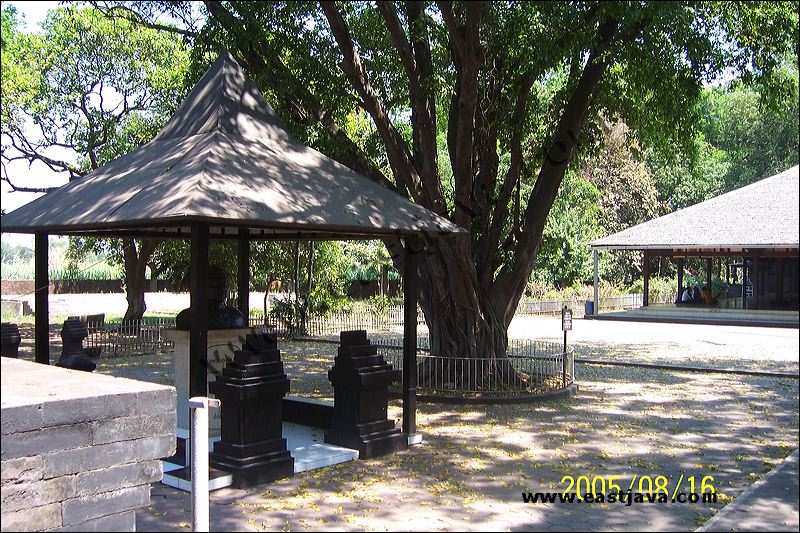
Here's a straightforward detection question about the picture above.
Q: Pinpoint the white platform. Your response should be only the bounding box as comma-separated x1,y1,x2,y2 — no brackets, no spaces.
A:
161,423,358,489
283,422,359,473
161,468,234,492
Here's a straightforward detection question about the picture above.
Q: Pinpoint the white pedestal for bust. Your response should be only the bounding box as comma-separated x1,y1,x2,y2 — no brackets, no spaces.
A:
161,327,267,491
164,328,267,437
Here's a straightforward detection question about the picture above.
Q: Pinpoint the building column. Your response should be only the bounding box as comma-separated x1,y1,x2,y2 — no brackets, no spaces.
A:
237,228,250,326
706,258,712,302
593,249,599,315
402,236,419,435
190,222,209,398
642,252,650,307
742,258,748,308
676,258,684,303
751,255,759,309
34,232,50,365
777,258,785,304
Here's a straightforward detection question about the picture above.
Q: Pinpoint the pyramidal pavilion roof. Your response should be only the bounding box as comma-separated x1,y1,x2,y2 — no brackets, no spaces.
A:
591,165,799,251
1,51,464,239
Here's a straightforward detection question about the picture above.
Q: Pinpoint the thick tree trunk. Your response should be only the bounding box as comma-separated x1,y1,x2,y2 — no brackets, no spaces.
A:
417,237,529,390
122,238,158,323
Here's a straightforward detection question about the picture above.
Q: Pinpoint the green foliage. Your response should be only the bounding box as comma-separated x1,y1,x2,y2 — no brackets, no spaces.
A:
577,121,664,286
1,240,33,263
701,75,799,191
531,172,602,287
1,6,191,177
1,241,121,281
340,241,398,282
628,276,679,304
648,57,799,213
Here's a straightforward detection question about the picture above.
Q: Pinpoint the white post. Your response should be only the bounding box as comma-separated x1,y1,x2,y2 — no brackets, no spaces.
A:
189,397,220,533
593,249,599,315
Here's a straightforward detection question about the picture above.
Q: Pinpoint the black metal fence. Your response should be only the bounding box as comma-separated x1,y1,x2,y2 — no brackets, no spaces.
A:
374,336,574,397
83,308,575,399
516,293,643,316
262,305,425,339
85,317,176,356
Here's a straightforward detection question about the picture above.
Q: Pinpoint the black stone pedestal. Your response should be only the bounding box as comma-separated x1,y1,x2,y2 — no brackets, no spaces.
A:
1,323,21,358
210,333,294,488
325,330,407,459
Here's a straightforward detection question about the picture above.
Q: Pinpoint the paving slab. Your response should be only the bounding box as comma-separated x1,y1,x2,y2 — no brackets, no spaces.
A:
697,449,799,532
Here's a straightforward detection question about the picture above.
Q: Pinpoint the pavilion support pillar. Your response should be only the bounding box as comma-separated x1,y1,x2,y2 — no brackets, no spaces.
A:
642,252,650,307
402,236,419,437
593,250,599,315
777,258,785,304
237,228,250,327
676,258,684,303
34,232,49,365
190,222,209,398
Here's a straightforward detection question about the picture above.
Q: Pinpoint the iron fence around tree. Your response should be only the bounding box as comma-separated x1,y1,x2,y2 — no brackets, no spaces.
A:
373,336,574,399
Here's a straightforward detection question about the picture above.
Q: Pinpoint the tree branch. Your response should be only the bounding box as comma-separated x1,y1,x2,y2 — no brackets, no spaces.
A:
477,71,534,283
87,1,197,38
320,1,433,210
444,1,483,229
378,1,444,211
1,165,59,193
491,15,653,326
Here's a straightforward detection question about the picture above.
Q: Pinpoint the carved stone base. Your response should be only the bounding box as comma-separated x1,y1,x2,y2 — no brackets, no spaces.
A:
209,333,294,487
324,330,407,459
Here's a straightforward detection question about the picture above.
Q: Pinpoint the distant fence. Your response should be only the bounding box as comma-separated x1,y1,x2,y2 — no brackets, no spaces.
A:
85,317,176,356
83,307,574,400
84,306,424,356
83,295,641,357
515,293,643,316
263,305,425,339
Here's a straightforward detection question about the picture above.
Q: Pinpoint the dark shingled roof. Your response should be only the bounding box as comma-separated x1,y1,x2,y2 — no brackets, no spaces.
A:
591,165,799,251
1,51,465,240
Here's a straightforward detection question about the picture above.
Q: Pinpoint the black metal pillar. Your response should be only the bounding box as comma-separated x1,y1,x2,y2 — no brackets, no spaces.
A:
190,222,209,398
676,258,684,302
237,228,250,327
642,252,650,307
706,258,712,299
742,258,748,308
751,255,759,309
402,236,419,435
777,258,785,304
34,232,49,365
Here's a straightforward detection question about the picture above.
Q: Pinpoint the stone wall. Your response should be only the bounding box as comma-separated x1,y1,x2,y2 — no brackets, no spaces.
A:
1,358,176,532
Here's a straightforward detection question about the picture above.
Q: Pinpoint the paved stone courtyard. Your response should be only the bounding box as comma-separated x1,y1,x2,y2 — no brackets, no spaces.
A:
12,320,799,531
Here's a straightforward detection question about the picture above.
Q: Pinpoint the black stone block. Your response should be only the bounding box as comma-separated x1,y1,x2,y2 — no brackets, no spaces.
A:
1,323,22,358
209,333,294,487
324,330,407,459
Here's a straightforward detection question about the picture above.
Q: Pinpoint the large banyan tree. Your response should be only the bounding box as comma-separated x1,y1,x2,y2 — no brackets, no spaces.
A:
95,1,797,370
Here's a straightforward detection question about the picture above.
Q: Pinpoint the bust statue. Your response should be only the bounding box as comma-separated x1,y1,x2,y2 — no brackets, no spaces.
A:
55,317,96,372
176,265,245,330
